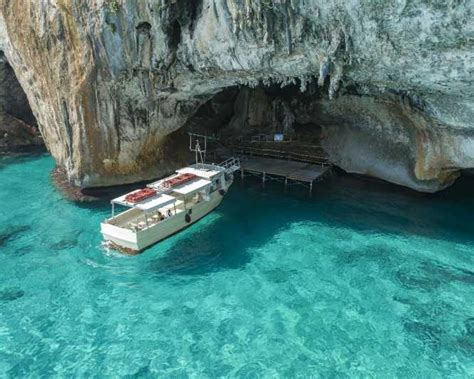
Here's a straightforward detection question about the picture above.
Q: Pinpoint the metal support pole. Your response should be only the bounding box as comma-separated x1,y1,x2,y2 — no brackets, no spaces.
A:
111,202,115,218
309,181,313,194
241,168,244,180
262,172,266,187
173,203,177,215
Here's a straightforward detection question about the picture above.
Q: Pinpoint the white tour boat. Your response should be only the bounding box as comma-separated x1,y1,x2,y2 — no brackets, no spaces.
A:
101,137,240,253
101,157,240,253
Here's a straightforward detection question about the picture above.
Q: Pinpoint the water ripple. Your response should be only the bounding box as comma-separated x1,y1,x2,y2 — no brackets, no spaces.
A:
1,156,474,376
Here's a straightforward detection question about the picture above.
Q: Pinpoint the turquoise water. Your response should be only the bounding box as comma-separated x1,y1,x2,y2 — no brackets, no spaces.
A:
1,154,474,377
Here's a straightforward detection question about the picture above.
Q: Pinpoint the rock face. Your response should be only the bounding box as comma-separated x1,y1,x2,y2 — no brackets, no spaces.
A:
0,0,473,191
0,52,42,153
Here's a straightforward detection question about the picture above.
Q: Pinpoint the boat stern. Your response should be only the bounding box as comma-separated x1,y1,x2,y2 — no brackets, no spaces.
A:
100,221,141,254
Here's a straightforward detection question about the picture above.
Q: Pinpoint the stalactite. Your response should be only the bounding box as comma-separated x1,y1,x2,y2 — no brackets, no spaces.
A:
318,57,329,87
328,62,343,99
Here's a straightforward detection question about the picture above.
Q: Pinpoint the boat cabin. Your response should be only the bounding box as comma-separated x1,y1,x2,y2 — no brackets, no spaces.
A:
105,164,225,234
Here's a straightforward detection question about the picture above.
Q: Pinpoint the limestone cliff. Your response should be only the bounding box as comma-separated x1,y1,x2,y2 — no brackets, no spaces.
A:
0,0,473,191
0,51,42,152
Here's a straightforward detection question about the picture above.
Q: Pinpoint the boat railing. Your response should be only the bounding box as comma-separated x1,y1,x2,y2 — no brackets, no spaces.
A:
192,157,240,174
216,157,241,173
192,163,221,171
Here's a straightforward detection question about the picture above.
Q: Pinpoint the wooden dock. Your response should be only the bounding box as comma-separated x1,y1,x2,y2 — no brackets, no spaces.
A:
239,156,331,191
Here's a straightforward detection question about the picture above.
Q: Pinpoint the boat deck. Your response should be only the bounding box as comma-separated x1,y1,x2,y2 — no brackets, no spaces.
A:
109,200,186,232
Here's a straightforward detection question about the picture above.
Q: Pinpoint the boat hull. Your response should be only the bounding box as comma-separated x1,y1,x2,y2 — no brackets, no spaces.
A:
101,191,224,254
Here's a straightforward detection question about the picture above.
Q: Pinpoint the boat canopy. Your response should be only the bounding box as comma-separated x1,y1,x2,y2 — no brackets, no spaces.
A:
112,192,176,211
172,178,211,196
135,194,176,212
176,166,221,180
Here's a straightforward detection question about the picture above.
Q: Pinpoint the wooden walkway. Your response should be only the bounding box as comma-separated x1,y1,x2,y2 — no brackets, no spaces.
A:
240,156,331,191
231,144,328,166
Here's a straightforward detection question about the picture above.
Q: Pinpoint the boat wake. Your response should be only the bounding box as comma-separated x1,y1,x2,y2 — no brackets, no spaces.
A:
100,241,125,258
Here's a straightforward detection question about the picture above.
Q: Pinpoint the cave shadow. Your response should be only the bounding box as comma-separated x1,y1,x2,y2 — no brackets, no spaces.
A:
0,150,48,171
72,178,162,212
65,154,474,279
144,182,314,278
307,171,474,245
143,171,474,279
145,216,255,278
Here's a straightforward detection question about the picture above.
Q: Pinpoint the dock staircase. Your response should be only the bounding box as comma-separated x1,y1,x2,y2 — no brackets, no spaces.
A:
217,157,241,174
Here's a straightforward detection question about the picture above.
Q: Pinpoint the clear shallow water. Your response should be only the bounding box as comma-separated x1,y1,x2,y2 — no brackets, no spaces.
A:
0,154,474,377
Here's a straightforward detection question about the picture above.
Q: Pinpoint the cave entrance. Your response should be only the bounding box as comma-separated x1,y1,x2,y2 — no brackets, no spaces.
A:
183,80,329,165
181,79,472,193
0,51,42,153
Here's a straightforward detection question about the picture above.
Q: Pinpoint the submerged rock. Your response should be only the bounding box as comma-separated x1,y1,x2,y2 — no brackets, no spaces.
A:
0,1,472,191
0,225,30,247
0,287,24,302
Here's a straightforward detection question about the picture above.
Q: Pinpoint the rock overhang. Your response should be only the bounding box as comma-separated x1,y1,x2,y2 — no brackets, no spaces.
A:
0,0,472,191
